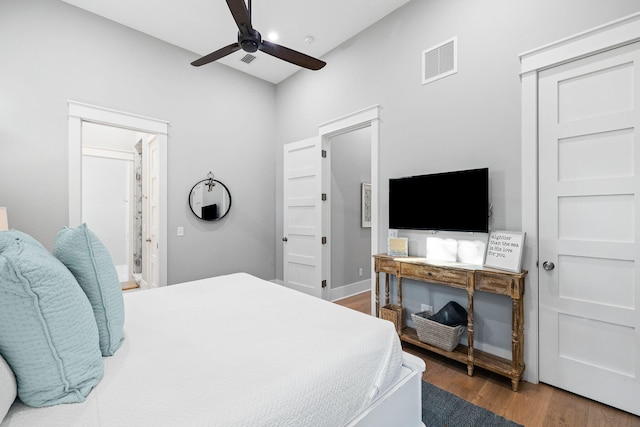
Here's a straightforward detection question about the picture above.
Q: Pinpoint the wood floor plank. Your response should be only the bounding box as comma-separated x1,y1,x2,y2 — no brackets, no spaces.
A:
471,375,516,416
334,292,370,314
335,290,640,427
121,280,139,291
502,380,554,427
586,397,640,427
445,363,490,402
404,345,457,390
543,388,590,426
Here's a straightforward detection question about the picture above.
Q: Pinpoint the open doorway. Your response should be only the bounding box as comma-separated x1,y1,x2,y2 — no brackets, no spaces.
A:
81,122,156,290
68,101,168,288
318,105,380,314
329,126,372,301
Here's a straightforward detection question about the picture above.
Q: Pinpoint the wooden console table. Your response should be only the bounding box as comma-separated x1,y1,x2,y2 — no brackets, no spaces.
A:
373,254,527,391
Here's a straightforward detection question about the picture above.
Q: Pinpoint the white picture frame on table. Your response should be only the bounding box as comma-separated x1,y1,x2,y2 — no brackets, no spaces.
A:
484,230,526,273
388,237,409,257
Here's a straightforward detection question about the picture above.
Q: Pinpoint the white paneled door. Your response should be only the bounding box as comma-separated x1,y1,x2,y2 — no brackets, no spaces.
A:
283,137,326,298
539,42,640,416
143,136,160,289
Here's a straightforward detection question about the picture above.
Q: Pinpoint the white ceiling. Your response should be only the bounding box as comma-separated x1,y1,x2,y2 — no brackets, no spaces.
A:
61,0,411,84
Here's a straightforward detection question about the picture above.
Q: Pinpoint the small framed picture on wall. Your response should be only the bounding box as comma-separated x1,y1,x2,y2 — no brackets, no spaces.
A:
361,182,372,228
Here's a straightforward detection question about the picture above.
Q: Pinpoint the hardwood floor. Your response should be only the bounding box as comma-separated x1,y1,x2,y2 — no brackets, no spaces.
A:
335,291,640,427
120,280,139,291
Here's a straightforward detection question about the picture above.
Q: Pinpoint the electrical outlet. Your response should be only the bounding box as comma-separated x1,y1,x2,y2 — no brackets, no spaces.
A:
177,226,184,237
388,229,398,238
421,304,433,313
358,268,363,277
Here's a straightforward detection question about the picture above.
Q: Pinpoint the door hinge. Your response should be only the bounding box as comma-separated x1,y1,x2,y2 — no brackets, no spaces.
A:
321,149,327,158
322,193,327,201
322,236,327,244
322,280,327,288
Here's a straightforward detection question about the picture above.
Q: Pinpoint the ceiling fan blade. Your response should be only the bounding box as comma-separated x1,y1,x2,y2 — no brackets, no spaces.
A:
191,43,241,66
226,0,253,33
259,40,326,71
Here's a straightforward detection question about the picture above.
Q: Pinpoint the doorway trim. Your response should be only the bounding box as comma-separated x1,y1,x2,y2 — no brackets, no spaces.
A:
67,100,169,287
520,11,640,384
318,105,379,313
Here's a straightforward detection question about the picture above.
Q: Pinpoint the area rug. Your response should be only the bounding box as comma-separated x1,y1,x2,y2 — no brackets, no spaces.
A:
422,381,523,427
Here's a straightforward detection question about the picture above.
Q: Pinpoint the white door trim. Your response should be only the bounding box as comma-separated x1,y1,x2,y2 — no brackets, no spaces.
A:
318,105,379,314
67,100,169,287
520,11,640,384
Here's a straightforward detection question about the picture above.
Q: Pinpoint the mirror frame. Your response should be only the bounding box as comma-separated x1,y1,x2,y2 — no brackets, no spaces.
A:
188,178,232,221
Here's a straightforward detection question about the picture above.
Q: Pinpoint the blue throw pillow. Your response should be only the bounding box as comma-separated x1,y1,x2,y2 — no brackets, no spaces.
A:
54,224,125,356
0,230,103,407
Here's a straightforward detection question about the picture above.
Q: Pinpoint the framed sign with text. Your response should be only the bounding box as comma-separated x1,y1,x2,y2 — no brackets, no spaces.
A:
484,230,526,273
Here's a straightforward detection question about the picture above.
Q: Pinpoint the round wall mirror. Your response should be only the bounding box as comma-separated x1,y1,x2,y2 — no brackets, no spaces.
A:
188,176,232,221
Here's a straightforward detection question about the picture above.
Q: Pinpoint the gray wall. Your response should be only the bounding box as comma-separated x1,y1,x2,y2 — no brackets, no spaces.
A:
0,0,277,284
275,0,640,366
330,127,371,290
275,0,640,277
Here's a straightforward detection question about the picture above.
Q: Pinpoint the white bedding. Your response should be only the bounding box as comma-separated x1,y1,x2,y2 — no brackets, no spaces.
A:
2,273,404,427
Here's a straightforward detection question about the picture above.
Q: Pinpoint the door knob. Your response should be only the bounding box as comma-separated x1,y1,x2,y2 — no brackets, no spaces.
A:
282,237,288,242
542,261,555,271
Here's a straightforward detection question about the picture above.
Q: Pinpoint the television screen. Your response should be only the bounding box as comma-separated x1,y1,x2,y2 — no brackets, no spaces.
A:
389,168,489,232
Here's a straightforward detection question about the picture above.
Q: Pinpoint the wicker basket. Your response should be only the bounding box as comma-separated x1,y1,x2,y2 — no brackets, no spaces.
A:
381,304,405,334
411,311,466,351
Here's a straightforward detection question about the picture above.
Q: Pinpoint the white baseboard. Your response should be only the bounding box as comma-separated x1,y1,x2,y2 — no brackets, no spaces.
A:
271,278,370,303
331,279,370,302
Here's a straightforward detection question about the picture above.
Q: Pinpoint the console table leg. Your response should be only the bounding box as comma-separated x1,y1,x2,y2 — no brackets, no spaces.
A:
385,274,390,306
511,281,525,392
375,272,380,317
467,273,475,376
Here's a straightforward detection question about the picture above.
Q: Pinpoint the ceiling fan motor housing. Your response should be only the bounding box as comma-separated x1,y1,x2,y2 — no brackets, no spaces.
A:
239,29,261,53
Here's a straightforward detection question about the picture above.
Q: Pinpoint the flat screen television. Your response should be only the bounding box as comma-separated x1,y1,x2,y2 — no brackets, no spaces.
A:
389,168,489,232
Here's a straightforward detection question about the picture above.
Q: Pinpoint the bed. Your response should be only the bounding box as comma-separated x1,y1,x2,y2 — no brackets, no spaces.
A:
1,269,425,426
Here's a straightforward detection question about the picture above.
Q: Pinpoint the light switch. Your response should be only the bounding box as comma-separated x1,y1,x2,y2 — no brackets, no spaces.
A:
177,226,184,237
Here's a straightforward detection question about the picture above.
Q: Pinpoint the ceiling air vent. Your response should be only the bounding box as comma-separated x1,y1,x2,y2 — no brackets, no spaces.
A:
240,54,256,64
422,36,457,85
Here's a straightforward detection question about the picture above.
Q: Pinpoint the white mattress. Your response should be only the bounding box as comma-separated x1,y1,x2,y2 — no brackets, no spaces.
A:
2,273,404,427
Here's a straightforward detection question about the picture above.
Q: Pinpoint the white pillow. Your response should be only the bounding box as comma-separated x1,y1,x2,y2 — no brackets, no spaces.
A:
426,237,457,262
0,354,17,423
456,240,486,265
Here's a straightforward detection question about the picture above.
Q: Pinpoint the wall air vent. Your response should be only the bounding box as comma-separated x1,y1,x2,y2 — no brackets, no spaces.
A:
240,54,257,64
422,36,457,85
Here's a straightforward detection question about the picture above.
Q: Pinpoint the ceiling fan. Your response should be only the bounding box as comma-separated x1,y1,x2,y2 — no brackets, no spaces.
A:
191,0,326,71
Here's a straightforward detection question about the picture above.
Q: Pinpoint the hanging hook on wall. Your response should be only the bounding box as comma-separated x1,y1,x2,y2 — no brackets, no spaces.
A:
188,172,232,221
206,171,216,192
